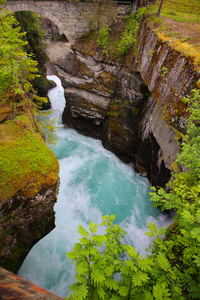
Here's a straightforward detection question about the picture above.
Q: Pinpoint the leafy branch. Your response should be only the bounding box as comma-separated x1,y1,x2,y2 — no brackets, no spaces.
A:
67,84,200,299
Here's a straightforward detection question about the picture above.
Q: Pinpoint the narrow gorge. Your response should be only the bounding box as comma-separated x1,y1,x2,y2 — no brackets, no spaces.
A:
46,17,199,187
0,1,200,296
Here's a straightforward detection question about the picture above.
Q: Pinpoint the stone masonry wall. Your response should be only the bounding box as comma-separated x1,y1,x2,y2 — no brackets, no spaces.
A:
6,0,131,41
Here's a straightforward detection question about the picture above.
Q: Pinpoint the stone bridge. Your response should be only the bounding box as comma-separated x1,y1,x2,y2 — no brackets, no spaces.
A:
5,0,133,41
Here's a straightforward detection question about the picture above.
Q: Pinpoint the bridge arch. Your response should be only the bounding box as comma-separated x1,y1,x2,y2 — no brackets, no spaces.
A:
5,1,91,41
5,1,132,41
8,3,64,33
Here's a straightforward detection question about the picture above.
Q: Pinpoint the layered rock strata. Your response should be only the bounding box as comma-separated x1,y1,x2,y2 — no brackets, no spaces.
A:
46,21,199,186
127,21,199,132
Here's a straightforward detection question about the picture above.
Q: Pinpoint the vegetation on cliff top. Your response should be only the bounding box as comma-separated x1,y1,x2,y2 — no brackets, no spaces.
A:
147,0,200,70
73,0,200,71
73,7,145,62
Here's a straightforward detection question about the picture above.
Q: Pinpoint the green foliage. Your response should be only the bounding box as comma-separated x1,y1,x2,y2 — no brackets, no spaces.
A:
117,7,146,56
0,9,38,96
0,0,6,6
32,75,49,99
67,215,126,300
0,7,57,145
67,85,200,299
149,83,200,298
177,87,200,178
14,11,47,70
73,2,145,58
36,109,58,145
97,26,111,56
161,66,168,77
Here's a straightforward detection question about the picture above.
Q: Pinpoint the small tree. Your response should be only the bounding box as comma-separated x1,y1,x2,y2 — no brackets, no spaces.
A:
156,0,164,17
0,3,56,143
0,8,38,97
14,11,47,70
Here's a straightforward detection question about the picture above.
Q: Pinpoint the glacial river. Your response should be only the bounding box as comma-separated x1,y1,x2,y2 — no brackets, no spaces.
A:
18,76,171,298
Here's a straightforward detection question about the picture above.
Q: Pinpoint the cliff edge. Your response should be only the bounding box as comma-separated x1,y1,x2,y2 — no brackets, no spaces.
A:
0,93,60,273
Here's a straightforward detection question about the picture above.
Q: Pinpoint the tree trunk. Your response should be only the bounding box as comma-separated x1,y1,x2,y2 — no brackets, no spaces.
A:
140,0,145,7
17,12,27,42
156,0,164,17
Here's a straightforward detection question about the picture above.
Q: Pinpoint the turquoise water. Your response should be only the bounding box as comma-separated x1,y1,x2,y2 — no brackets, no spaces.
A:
18,76,171,298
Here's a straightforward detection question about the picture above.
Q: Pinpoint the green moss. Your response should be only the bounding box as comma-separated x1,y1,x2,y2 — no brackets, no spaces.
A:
109,119,122,136
0,240,26,273
171,161,180,174
0,114,59,203
156,33,200,70
32,75,49,98
77,96,107,115
132,106,140,115
35,211,54,240
108,101,126,118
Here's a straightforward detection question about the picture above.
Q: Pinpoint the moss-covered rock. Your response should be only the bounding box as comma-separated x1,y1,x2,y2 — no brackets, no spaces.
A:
0,111,59,203
136,21,200,132
32,75,56,110
0,97,12,123
0,92,60,272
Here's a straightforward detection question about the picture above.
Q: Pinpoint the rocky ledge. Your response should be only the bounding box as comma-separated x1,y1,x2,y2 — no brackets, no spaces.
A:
46,20,199,187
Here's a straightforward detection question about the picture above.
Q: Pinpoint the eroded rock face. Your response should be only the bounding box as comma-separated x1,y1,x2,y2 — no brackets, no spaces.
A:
46,22,199,186
136,95,177,185
46,39,171,185
47,41,147,155
47,41,117,132
0,182,59,273
127,21,200,132
0,89,60,273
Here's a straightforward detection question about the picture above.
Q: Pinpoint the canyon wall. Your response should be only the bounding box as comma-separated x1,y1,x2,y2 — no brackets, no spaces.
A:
0,92,60,273
0,182,59,273
46,20,199,186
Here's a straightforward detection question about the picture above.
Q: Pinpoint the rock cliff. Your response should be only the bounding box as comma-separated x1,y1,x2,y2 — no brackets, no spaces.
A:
0,183,59,273
46,19,199,186
0,93,60,273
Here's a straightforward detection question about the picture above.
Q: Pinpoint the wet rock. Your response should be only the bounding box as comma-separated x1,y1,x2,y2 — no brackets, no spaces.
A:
46,21,199,186
0,266,63,299
0,182,59,274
